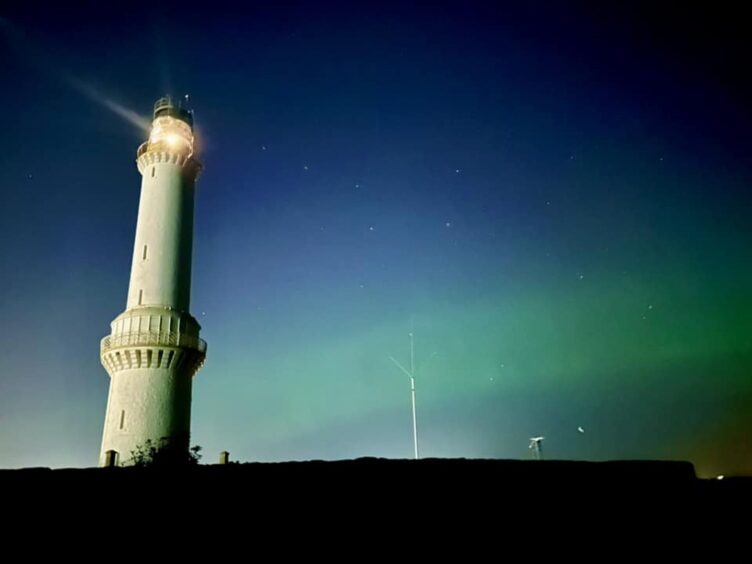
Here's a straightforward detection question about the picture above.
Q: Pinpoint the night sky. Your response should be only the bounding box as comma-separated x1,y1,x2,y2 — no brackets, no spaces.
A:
0,2,750,477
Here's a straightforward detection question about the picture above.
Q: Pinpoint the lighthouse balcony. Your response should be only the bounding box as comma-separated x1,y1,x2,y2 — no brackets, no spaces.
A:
101,332,207,355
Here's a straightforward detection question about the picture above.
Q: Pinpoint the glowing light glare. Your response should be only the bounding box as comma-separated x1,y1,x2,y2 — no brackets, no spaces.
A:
146,116,194,156
148,128,162,144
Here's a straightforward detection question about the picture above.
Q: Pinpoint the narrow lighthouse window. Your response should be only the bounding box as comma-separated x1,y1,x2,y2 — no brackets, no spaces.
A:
151,166,155,177
143,245,148,260
120,410,126,430
138,289,143,305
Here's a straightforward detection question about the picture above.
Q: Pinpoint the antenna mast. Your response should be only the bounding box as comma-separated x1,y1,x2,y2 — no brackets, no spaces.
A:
389,329,420,460
409,330,418,460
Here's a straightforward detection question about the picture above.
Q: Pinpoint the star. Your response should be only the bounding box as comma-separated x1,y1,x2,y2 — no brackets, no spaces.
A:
578,273,584,280
261,145,267,151
303,165,309,171
648,304,654,310
368,226,375,231
355,183,360,188
455,168,461,173
445,221,452,228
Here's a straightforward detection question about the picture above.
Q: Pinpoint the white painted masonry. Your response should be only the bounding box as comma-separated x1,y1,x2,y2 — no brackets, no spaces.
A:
99,97,206,466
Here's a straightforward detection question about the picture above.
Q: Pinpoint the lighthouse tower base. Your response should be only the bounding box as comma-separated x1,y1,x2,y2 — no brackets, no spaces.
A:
99,307,205,466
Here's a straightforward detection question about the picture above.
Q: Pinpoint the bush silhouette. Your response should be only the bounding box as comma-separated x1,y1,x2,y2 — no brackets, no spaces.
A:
129,436,202,468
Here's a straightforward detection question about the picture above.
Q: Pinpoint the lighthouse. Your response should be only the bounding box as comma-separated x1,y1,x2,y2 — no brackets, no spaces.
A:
99,96,206,467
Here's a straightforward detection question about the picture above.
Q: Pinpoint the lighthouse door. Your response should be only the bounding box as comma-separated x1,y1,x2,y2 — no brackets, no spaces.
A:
104,450,119,467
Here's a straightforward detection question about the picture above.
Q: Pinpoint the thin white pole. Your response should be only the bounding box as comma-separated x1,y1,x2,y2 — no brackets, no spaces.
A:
410,373,418,460
388,328,421,460
409,331,419,460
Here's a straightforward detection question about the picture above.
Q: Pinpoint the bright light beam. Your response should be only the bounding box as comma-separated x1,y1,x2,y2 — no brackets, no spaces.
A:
0,17,149,132
64,77,150,131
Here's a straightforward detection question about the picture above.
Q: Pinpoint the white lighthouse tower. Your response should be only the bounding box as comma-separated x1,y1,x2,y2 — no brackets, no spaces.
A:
99,96,206,467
